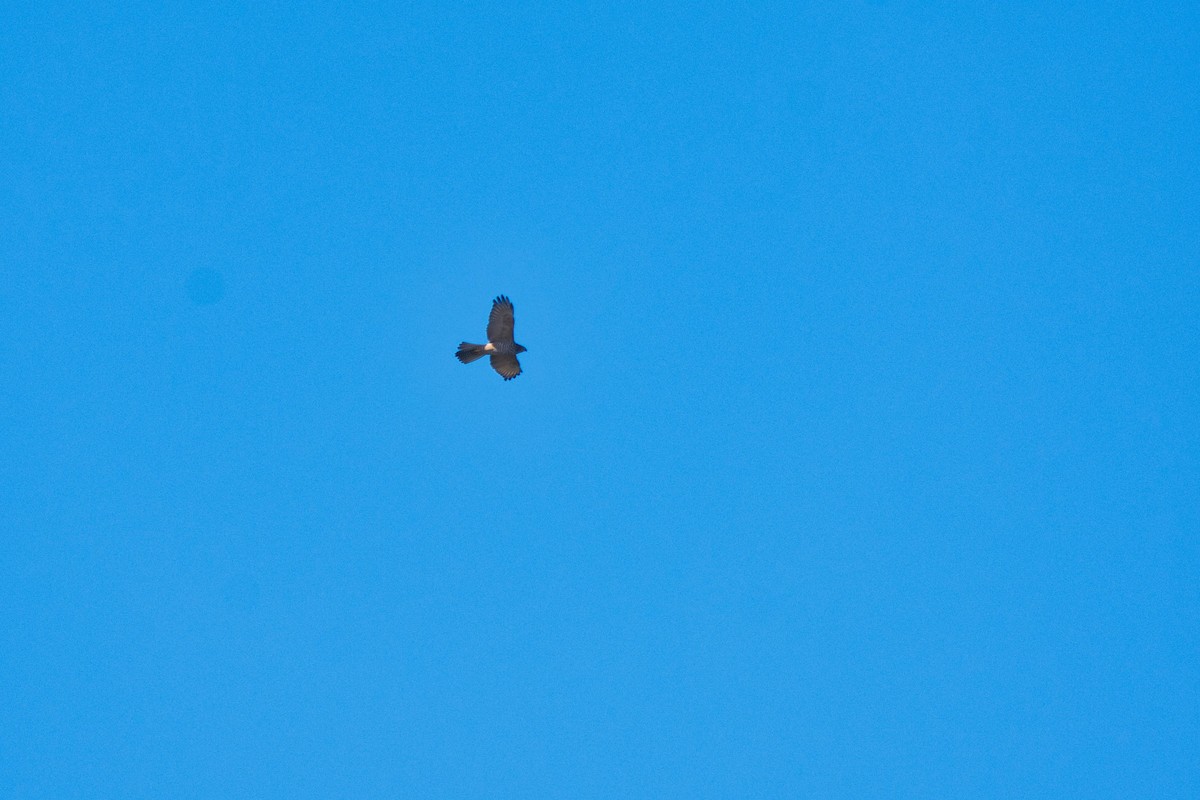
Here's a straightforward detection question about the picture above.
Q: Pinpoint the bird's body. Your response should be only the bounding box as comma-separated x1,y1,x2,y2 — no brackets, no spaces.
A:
456,295,526,380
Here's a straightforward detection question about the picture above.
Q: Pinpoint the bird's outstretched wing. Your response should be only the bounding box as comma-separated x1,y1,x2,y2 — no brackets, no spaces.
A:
490,353,522,380
487,295,515,343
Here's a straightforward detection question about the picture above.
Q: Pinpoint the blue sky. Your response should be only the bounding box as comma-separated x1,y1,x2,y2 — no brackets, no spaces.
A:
2,2,1197,797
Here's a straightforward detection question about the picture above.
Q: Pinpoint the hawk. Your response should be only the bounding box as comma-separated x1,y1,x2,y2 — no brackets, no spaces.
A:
455,295,527,380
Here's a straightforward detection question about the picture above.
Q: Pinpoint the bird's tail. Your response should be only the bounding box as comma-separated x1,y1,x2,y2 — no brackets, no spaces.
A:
456,342,488,364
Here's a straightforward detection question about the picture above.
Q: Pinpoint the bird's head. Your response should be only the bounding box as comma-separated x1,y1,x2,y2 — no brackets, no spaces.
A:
515,343,528,354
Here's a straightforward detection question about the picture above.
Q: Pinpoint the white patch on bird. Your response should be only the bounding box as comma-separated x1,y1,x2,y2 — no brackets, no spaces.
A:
483,343,496,352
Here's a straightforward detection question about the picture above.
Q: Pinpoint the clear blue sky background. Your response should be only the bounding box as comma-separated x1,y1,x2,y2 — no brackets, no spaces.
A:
2,2,1197,797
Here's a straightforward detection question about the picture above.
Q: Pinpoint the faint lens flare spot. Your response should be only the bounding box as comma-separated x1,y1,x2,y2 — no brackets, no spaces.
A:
185,268,226,305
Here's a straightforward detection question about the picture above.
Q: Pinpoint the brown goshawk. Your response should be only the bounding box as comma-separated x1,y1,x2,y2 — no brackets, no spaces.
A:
455,295,527,380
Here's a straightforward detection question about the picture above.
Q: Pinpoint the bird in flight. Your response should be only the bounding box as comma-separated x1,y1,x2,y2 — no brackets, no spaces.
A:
455,295,527,380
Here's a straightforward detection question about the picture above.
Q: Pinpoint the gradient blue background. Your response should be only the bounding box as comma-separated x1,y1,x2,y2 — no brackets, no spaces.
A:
3,2,1197,797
